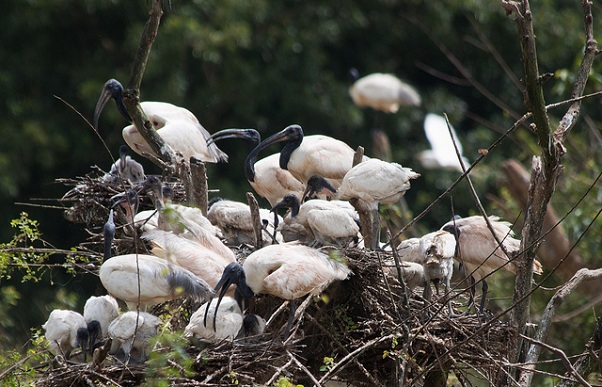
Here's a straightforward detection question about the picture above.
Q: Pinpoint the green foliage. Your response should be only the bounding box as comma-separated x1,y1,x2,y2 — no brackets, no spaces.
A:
319,356,334,372
272,376,303,387
0,212,50,282
0,328,50,386
145,332,195,386
0,1,599,386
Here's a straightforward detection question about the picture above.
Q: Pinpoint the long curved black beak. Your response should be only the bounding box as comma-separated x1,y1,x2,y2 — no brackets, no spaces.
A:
206,128,261,149
202,274,234,331
87,320,101,355
77,327,89,362
93,79,132,130
244,124,303,181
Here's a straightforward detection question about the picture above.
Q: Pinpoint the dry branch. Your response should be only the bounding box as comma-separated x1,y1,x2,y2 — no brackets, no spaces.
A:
502,1,598,375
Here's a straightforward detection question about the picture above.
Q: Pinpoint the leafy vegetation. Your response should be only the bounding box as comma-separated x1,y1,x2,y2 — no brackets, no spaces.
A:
0,0,600,385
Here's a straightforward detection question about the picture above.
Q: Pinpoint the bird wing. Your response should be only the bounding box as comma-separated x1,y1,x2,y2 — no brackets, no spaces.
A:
422,114,468,170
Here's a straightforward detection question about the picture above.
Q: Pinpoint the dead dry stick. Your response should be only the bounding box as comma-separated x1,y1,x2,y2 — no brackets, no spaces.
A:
246,192,263,249
189,157,208,213
318,334,396,384
519,267,602,386
521,335,592,387
122,0,176,167
287,350,322,386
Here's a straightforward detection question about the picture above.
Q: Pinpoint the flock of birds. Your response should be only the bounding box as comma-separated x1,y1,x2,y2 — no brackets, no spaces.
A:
43,73,543,365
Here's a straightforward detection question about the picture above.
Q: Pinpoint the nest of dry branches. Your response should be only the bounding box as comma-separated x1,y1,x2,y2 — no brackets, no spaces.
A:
34,174,517,386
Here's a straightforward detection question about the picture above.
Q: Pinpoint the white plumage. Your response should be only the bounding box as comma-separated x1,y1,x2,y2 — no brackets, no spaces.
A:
349,72,421,113
83,295,120,339
143,228,235,291
441,215,543,313
207,198,282,245
93,79,227,164
108,311,162,362
208,243,351,338
43,309,89,361
336,159,420,210
305,158,419,249
419,230,456,308
272,195,359,247
207,128,307,207
184,297,243,343
247,125,368,190
99,254,214,311
417,113,469,172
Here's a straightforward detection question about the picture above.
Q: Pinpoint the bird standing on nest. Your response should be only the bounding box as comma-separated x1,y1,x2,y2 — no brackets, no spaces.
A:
205,242,351,339
441,215,543,314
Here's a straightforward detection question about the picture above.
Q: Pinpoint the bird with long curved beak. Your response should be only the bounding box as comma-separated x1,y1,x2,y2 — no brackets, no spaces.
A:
93,79,132,130
93,79,228,163
246,124,367,190
203,243,351,339
208,128,307,207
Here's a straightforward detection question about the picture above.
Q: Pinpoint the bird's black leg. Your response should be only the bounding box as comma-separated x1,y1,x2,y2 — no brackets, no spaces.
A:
284,300,297,339
478,280,488,316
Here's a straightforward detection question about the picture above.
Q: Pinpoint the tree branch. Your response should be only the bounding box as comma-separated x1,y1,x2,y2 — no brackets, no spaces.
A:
502,1,597,374
519,268,602,386
122,0,176,166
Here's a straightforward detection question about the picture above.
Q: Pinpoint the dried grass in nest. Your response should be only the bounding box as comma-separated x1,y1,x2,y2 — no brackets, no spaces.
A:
41,176,516,386
57,170,186,227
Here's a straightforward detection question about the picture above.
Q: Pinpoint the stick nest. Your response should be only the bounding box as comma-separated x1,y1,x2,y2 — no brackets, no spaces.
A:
35,174,517,386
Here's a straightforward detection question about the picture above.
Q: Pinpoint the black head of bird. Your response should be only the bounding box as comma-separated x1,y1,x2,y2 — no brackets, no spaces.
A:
86,320,101,355
203,262,254,331
93,79,131,130
302,175,337,202
76,326,90,362
271,194,301,217
244,124,303,181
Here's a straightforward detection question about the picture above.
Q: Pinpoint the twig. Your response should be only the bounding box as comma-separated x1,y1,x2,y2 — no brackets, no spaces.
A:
287,350,322,386
246,192,263,249
318,334,395,383
521,335,592,387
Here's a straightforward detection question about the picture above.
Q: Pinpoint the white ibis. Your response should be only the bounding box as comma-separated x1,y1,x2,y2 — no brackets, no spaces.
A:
99,209,213,310
140,177,227,246
43,310,89,361
304,158,420,249
108,311,162,363
207,197,282,246
207,128,306,207
246,125,368,189
419,230,456,313
93,79,228,163
417,113,469,172
441,215,543,313
271,194,359,247
83,295,120,351
104,145,146,184
396,237,423,263
348,70,421,113
184,296,243,343
142,228,235,291
205,242,351,338
185,297,267,343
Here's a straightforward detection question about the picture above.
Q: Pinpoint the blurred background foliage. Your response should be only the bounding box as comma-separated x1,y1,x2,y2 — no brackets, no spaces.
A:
0,0,600,383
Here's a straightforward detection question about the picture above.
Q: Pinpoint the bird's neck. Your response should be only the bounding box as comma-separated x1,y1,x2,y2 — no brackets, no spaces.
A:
279,136,302,170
